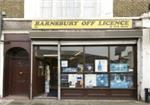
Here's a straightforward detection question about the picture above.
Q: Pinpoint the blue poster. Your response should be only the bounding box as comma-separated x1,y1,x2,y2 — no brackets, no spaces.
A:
110,74,133,88
96,74,108,87
110,63,128,72
62,67,77,72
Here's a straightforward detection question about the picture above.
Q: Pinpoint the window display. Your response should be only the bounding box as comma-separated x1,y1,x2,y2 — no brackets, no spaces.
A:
95,59,108,72
96,74,109,87
84,64,93,72
61,60,68,67
61,74,69,87
110,74,133,88
62,67,77,72
68,74,83,88
85,74,96,88
61,45,135,90
110,63,128,72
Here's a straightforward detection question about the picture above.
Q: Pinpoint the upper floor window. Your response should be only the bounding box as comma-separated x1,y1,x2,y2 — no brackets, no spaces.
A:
40,0,113,19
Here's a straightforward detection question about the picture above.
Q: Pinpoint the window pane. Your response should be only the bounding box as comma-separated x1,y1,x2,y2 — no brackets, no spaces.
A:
110,74,134,89
34,46,57,57
61,47,84,72
85,46,108,72
96,74,109,87
61,74,83,88
110,46,134,72
85,74,96,88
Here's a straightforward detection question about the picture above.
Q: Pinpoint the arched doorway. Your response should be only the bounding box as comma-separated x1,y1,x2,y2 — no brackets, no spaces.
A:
4,47,30,97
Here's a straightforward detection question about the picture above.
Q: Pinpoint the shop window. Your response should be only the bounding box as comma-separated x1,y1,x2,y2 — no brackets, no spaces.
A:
84,46,108,72
61,45,136,89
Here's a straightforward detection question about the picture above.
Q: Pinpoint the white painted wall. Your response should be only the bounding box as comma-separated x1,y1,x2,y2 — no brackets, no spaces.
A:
140,28,150,100
0,34,4,98
24,0,113,19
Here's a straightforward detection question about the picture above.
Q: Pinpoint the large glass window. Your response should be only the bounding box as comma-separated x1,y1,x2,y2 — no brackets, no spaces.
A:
61,47,84,88
61,45,136,89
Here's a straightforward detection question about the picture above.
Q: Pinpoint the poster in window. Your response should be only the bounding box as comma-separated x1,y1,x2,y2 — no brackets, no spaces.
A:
77,64,83,72
110,74,133,88
68,74,83,88
61,74,69,87
61,60,68,67
95,59,108,72
110,63,128,72
84,64,93,72
62,67,77,72
85,74,96,88
96,74,109,87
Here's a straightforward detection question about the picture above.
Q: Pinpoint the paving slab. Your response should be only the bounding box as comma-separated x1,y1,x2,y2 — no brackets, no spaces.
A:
2,99,150,105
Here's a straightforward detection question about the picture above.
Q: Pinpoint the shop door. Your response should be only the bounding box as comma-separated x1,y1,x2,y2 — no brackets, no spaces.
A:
11,57,30,95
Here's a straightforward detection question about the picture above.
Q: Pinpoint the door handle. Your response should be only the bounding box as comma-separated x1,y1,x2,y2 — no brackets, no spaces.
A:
19,71,23,75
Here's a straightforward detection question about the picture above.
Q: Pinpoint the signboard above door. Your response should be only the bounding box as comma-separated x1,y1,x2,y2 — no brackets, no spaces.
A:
32,20,132,29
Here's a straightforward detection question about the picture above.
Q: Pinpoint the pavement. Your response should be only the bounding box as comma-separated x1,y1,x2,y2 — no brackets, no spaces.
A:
0,99,150,105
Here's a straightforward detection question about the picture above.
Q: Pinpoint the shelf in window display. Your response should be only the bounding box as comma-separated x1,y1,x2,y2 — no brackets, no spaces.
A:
61,88,137,90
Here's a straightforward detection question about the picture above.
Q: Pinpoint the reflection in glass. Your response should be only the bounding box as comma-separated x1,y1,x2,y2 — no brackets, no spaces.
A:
110,74,133,88
34,46,58,57
110,46,134,72
61,47,84,72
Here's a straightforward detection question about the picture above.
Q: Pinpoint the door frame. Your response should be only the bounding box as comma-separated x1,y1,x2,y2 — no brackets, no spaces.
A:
31,41,61,100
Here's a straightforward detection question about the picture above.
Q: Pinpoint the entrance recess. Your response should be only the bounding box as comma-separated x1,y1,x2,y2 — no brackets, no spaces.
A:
4,47,30,97
32,46,58,98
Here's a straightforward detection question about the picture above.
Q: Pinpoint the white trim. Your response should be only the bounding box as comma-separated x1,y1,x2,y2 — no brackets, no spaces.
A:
0,33,4,98
58,42,61,100
60,40,137,45
3,17,141,20
30,42,33,99
137,38,142,101
2,31,30,34
32,41,59,45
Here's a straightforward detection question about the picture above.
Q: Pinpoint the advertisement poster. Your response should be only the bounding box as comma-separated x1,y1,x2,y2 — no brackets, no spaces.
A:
61,60,68,67
68,74,83,88
85,64,93,72
96,74,108,87
110,63,128,72
62,67,77,72
61,74,69,87
95,59,108,72
110,74,133,88
85,74,96,88
77,64,83,72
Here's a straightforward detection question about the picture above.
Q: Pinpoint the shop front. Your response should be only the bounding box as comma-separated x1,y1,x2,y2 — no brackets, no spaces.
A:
30,30,141,100
2,19,142,100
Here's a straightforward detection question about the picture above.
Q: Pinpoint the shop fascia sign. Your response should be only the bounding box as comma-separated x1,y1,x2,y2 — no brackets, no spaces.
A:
32,19,132,29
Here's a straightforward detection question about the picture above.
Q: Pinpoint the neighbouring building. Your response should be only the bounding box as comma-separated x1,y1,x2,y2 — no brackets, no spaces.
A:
0,0,150,101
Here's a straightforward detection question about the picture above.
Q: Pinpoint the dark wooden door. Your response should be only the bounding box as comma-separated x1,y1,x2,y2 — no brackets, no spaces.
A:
10,57,30,95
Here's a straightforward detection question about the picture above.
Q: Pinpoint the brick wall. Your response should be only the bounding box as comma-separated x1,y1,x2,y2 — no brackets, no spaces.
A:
114,0,149,17
0,0,24,18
